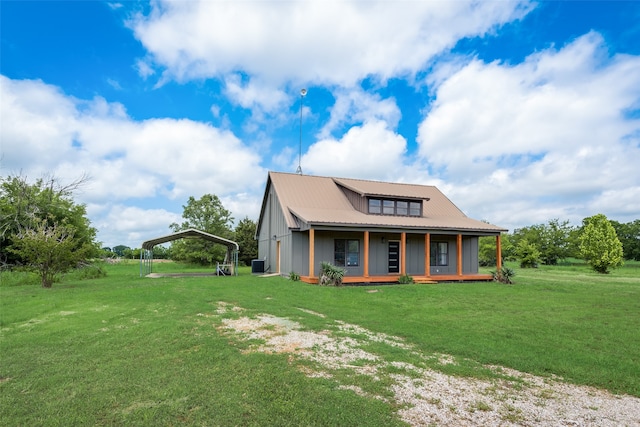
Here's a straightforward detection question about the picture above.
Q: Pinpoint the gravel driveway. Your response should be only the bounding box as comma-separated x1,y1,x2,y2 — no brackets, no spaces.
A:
207,302,640,426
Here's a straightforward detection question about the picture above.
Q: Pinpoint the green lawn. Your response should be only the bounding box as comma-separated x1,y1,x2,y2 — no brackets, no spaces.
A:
1,260,639,425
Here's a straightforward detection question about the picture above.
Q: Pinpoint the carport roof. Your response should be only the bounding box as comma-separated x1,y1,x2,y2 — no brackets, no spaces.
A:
141,228,239,251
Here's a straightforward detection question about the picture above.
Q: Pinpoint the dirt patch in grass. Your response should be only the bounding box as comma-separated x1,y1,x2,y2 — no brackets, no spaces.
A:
213,301,640,426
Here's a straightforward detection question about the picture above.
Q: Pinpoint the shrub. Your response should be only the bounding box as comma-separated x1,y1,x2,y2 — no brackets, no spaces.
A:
70,262,108,280
0,269,40,287
398,274,414,284
492,267,515,284
516,239,540,268
579,214,624,274
288,271,300,281
318,262,345,286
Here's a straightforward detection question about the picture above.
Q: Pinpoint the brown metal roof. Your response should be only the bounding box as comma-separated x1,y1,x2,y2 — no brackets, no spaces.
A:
141,228,239,250
265,172,506,233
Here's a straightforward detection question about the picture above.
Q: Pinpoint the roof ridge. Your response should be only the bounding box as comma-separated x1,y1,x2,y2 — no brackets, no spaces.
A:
269,170,437,189
334,176,437,189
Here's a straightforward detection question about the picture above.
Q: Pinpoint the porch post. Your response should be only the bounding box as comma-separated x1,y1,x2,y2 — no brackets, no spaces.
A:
457,234,463,276
401,232,406,275
309,228,315,278
496,234,502,270
364,230,370,278
424,233,431,277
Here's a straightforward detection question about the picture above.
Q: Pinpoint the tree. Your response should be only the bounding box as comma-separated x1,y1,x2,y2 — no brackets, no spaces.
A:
538,219,575,265
511,219,575,266
478,234,514,266
579,214,624,274
9,220,94,287
0,174,98,268
122,247,141,260
152,245,171,259
234,217,258,266
610,220,640,261
112,245,130,257
516,238,540,268
169,194,234,266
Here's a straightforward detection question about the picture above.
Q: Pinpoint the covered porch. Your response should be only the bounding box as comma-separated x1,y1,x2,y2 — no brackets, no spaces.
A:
299,229,502,284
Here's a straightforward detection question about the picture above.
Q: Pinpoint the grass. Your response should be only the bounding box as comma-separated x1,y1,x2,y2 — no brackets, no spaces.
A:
1,259,639,425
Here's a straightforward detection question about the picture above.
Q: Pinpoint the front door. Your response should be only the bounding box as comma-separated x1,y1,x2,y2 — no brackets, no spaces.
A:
388,241,400,273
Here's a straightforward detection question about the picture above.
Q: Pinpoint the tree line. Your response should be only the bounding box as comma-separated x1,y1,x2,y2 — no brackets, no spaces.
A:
2,173,635,287
1,174,100,287
1,175,259,287
480,216,637,273
102,194,258,267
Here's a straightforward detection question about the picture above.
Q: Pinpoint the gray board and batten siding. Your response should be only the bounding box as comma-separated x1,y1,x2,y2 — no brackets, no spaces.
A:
256,171,506,280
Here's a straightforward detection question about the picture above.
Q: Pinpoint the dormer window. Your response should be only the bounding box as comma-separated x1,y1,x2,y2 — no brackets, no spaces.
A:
368,198,421,217
369,199,382,214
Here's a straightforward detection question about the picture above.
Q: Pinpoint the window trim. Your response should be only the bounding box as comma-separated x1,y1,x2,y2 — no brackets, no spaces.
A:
334,239,360,267
368,198,422,217
368,199,381,214
430,241,448,266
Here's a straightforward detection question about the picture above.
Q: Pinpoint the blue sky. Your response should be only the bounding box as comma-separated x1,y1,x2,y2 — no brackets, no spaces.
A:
2,0,639,248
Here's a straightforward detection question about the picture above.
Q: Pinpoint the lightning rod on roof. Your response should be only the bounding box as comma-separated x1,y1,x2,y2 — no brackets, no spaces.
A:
296,88,307,175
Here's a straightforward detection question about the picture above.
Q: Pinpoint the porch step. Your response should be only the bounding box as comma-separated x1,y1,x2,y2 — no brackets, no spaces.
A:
412,278,438,284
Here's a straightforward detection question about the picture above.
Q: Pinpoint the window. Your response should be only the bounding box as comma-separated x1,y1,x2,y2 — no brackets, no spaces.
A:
409,202,421,216
335,239,360,267
396,201,408,215
430,242,448,266
368,199,381,214
368,198,422,217
383,200,395,215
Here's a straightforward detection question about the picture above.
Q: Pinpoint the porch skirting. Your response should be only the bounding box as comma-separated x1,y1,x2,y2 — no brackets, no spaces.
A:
299,274,493,285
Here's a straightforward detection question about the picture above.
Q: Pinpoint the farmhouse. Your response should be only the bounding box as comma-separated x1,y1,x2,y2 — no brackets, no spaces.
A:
256,172,507,284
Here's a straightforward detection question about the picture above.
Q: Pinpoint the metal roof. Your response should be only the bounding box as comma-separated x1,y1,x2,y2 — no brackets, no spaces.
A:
141,228,239,251
261,172,507,233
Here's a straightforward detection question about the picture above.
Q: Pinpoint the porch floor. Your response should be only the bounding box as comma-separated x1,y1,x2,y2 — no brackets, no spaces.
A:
299,274,493,285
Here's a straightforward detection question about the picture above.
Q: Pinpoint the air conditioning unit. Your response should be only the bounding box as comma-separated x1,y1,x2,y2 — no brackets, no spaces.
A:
251,259,265,274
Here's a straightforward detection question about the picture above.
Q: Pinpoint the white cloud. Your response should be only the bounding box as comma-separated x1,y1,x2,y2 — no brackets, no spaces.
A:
1,75,266,201
130,0,534,88
95,205,182,248
135,58,155,79
416,32,640,227
1,76,78,174
272,146,296,170
224,74,289,113
106,78,123,91
221,192,263,226
1,75,268,246
318,88,401,138
588,187,640,219
303,120,407,180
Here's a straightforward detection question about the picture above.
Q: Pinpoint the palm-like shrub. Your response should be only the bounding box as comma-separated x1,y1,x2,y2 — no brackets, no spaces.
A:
492,267,515,284
398,274,414,284
319,262,345,286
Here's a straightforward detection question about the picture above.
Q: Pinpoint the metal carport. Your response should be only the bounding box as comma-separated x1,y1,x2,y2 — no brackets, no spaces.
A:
140,228,239,277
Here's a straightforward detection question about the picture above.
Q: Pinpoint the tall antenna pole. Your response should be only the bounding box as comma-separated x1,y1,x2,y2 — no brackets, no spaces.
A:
296,88,307,175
